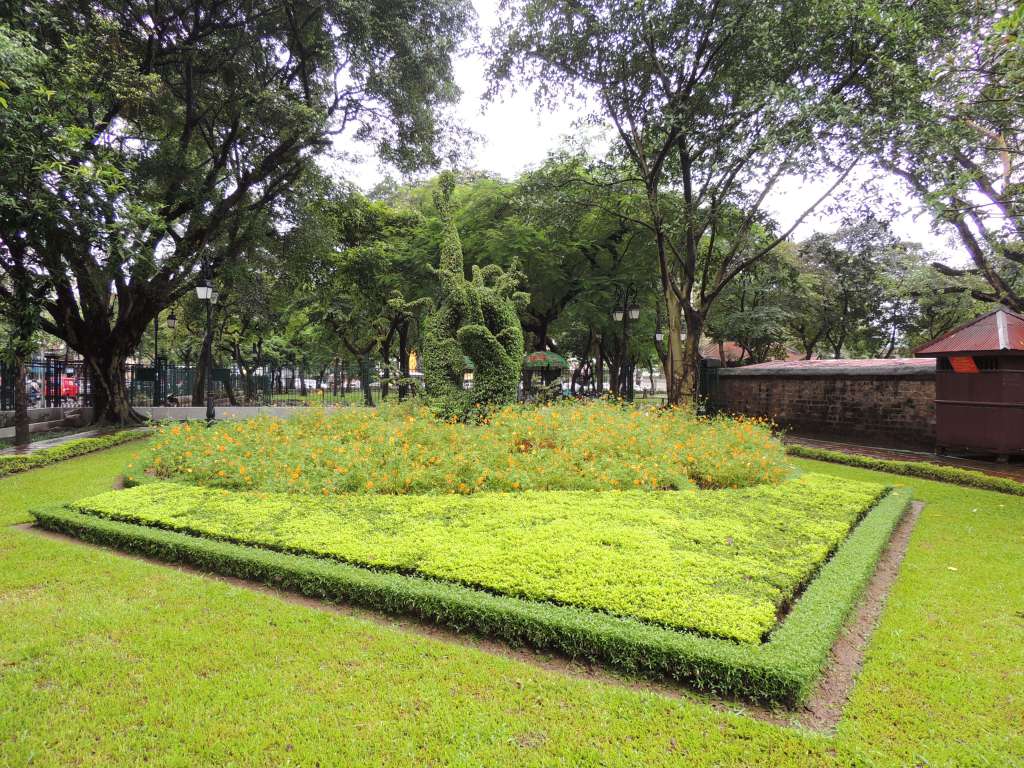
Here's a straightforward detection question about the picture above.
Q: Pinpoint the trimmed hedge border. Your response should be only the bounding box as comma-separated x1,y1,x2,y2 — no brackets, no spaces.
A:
786,444,1024,497
31,487,911,706
0,429,150,478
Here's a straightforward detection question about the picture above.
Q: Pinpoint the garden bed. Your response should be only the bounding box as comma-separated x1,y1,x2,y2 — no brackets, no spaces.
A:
34,468,913,704
32,487,909,705
66,474,884,643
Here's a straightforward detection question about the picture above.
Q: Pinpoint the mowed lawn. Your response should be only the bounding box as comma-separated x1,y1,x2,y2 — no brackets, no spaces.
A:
0,444,1021,766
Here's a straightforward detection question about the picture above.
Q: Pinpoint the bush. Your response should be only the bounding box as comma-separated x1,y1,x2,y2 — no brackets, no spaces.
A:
34,487,911,705
136,401,788,494
0,429,149,478
421,172,527,419
786,445,1024,496
69,473,885,643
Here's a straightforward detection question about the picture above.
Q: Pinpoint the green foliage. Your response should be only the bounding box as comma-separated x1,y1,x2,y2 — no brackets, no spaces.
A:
138,401,788,493
0,0,471,422
785,445,1024,496
422,172,528,418
3,448,1021,763
35,486,908,704
490,0,950,402
0,430,149,478
68,474,884,644
857,0,1024,312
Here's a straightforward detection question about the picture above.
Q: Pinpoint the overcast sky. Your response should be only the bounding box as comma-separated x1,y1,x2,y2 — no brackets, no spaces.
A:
337,0,965,264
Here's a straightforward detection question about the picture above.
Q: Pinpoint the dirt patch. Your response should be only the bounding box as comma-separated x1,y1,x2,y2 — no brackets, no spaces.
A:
795,500,923,731
12,501,922,732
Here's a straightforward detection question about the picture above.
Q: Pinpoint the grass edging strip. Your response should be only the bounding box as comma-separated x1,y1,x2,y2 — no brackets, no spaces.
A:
0,429,150,478
30,487,911,706
786,444,1024,496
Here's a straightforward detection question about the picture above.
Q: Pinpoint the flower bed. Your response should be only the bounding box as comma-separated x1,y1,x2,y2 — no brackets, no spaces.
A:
68,473,883,644
135,401,786,494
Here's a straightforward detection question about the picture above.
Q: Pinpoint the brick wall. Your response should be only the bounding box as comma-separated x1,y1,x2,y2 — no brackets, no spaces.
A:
711,359,936,449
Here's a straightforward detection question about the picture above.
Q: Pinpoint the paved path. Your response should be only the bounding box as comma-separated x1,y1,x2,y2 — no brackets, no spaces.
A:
0,429,111,455
785,435,1024,483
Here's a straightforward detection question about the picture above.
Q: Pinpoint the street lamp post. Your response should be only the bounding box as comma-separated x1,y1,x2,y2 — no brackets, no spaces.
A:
196,277,215,425
612,286,640,401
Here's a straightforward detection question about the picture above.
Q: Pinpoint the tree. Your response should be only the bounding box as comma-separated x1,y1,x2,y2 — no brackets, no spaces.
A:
0,0,471,423
490,0,940,402
799,223,886,358
705,247,802,364
861,1,1024,311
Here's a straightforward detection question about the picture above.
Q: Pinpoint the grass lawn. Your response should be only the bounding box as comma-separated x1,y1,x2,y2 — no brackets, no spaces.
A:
0,444,1021,765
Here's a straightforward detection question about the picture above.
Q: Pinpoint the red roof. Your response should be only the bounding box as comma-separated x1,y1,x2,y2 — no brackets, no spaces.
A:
915,309,1024,356
718,358,935,377
700,340,802,364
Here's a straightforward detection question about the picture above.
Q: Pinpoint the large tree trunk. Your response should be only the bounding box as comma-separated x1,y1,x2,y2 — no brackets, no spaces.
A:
13,358,30,447
662,289,689,404
380,342,391,402
87,351,143,425
192,334,212,405
677,309,704,403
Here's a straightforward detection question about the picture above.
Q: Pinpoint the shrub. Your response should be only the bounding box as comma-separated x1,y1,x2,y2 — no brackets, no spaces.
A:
786,445,1024,496
0,429,149,478
35,487,912,705
69,474,885,643
421,172,527,419
136,401,788,494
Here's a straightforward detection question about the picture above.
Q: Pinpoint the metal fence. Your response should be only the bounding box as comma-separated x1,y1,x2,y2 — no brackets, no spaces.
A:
0,355,92,410
129,360,411,408
0,355,421,411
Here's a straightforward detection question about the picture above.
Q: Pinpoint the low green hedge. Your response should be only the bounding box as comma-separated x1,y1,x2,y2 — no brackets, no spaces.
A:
786,444,1024,496
66,475,884,644
0,429,150,478
33,487,912,706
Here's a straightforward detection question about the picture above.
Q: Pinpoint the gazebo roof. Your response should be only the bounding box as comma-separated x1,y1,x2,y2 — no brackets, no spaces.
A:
914,308,1024,356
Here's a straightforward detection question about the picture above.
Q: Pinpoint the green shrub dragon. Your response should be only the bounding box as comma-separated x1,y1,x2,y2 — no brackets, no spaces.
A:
422,172,528,418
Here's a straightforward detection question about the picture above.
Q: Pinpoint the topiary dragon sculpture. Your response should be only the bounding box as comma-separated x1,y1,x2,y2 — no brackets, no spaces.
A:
422,172,528,418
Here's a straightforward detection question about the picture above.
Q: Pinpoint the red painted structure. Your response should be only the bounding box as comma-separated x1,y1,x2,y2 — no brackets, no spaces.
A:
915,309,1024,457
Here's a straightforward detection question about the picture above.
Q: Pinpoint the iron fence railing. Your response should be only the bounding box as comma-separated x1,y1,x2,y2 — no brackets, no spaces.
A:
1,356,422,411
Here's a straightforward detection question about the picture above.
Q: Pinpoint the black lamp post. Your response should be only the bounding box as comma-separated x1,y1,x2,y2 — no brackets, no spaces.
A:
152,310,160,406
612,286,639,401
196,276,215,424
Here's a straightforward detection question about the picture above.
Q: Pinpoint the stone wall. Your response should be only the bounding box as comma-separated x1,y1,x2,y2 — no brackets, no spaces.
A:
711,358,937,449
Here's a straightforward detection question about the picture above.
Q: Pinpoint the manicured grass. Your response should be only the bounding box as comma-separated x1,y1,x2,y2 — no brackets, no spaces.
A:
1,444,1021,765
0,441,145,526
0,429,149,478
66,474,884,643
138,401,786,493
786,444,1024,496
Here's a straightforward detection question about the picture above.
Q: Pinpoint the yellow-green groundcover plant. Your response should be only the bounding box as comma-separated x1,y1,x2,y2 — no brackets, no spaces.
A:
134,400,787,494
69,474,883,644
35,483,910,705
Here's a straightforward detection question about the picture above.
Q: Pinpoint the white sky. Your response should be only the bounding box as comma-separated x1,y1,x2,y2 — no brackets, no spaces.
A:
337,0,967,265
